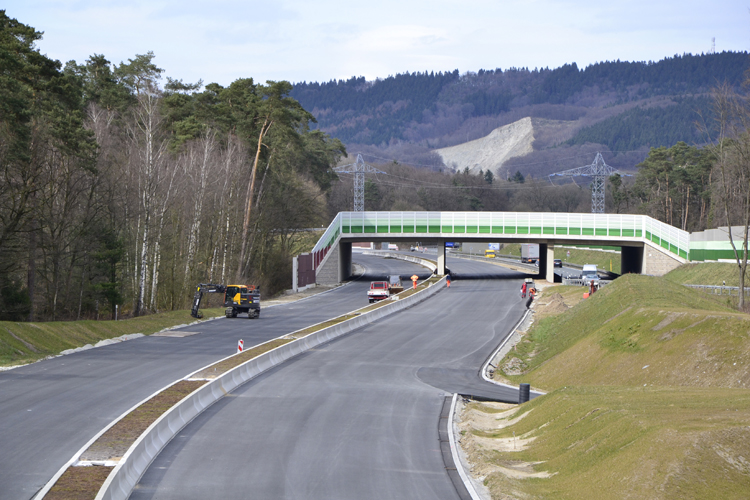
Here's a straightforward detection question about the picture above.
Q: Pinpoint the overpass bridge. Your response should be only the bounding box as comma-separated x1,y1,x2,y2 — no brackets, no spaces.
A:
297,211,739,286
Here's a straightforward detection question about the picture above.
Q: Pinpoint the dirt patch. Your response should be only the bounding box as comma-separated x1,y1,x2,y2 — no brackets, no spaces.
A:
651,312,683,331
46,465,114,500
604,305,633,325
81,380,206,461
503,357,527,376
7,329,40,353
536,292,568,318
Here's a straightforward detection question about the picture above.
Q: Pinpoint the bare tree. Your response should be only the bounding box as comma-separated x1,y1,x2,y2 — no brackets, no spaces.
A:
712,82,750,310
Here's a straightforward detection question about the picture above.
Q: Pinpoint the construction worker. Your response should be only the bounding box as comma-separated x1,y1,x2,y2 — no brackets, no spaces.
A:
521,281,527,298
411,274,419,289
446,273,451,288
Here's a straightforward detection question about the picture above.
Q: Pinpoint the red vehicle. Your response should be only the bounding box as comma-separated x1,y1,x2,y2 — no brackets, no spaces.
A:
367,281,390,303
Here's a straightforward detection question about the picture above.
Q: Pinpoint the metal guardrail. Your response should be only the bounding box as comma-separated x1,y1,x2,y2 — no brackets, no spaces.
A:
562,277,613,287
685,284,750,296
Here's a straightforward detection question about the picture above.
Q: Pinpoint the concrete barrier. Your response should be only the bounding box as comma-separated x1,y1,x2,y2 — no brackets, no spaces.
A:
361,250,437,271
97,276,446,500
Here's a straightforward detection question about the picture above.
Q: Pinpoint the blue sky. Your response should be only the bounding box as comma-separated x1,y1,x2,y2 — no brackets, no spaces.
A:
7,1,750,86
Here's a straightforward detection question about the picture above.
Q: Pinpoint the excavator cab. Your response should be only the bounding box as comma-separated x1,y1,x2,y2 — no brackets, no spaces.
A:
223,284,261,319
190,283,260,319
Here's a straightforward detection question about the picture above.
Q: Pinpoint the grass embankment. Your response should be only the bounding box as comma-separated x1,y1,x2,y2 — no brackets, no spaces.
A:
0,308,225,367
665,262,741,286
465,272,750,499
500,244,621,274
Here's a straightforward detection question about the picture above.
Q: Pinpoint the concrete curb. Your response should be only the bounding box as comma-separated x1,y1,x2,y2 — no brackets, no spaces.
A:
448,393,482,500
479,309,546,398
96,276,447,500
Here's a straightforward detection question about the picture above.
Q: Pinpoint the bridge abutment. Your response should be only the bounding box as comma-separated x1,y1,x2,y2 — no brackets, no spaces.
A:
642,243,683,276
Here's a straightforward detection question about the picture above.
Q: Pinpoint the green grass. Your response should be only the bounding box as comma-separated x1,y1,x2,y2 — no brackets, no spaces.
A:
502,274,748,389
472,274,750,499
665,262,742,286
472,386,750,500
0,308,225,367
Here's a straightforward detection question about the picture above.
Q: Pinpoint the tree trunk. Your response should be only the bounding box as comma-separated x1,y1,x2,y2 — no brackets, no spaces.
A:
237,116,272,280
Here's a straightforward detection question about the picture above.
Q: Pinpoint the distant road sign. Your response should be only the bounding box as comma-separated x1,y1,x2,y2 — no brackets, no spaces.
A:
488,243,500,250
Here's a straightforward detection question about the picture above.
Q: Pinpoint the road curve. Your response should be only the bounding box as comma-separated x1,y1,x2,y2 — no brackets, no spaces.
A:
0,254,426,500
131,258,527,499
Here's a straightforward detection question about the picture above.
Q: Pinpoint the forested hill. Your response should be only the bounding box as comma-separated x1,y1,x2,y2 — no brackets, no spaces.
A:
291,52,749,171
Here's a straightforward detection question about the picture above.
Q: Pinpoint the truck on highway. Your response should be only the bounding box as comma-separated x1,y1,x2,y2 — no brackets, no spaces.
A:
581,264,600,286
521,243,539,263
367,281,390,302
388,275,404,294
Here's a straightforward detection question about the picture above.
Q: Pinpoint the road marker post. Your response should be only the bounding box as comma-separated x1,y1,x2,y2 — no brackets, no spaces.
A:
237,339,243,353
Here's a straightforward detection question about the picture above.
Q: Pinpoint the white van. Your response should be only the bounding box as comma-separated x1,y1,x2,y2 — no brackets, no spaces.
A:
581,264,599,285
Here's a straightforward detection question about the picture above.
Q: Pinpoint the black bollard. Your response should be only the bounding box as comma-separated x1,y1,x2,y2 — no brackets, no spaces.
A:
518,383,530,404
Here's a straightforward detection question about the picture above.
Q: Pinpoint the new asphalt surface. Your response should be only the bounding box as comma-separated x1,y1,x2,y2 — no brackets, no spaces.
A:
0,254,429,500
131,257,529,500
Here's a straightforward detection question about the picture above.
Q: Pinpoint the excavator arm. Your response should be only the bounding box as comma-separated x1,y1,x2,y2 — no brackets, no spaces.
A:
190,283,226,319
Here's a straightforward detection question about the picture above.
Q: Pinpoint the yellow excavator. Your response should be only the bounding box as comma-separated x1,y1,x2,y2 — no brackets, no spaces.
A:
190,283,261,319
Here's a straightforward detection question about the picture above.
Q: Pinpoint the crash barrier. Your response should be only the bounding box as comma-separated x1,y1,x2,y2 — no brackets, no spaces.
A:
361,250,437,272
684,284,750,296
450,252,539,272
97,276,446,500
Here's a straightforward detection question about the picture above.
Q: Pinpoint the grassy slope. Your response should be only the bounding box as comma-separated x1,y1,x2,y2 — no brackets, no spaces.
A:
477,387,750,500
505,275,749,389
0,308,225,367
474,273,750,499
665,262,741,287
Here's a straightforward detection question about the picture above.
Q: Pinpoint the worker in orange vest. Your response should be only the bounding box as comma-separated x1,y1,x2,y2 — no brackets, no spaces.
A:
521,281,527,298
411,274,419,289
446,273,451,288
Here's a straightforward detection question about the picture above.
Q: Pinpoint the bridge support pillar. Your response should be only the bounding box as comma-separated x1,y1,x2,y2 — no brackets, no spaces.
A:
537,244,548,280
338,241,352,282
546,244,555,283
437,240,446,275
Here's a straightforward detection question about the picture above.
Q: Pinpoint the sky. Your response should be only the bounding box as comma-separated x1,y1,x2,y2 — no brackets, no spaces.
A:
6,1,750,86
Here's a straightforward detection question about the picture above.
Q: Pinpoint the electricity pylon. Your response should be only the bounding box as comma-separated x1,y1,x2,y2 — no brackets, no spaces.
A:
333,154,386,211
549,152,628,213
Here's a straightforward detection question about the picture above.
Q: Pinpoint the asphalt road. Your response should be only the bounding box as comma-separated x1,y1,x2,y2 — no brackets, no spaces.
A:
132,257,528,500
0,254,427,500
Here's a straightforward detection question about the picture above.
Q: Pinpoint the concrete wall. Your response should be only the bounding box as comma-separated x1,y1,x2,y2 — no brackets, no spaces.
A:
642,242,683,276
316,244,340,285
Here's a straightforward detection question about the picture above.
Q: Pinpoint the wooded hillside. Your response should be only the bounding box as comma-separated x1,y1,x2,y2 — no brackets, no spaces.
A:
291,52,748,176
